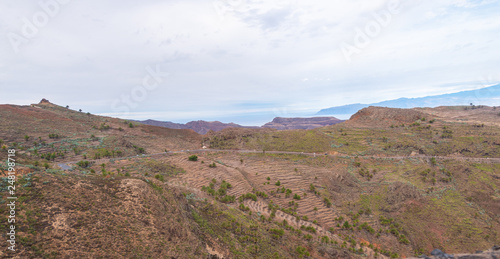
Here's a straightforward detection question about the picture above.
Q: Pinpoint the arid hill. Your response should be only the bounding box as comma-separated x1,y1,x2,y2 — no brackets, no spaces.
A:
0,100,202,157
345,106,428,128
0,102,498,258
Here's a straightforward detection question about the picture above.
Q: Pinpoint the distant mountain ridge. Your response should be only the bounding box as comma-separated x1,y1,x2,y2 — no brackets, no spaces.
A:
135,120,255,135
137,116,343,134
317,84,500,116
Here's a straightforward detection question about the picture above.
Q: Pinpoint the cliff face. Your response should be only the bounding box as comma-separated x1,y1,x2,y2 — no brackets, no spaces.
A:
262,117,343,130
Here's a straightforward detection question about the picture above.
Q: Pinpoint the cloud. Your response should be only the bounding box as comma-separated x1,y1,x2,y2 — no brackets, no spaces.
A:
0,0,499,124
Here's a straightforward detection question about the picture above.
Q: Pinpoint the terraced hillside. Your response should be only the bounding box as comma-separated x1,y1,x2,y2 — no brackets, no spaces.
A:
156,151,499,257
0,102,498,258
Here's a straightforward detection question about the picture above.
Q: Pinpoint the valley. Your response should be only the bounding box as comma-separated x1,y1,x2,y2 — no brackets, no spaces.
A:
0,100,499,258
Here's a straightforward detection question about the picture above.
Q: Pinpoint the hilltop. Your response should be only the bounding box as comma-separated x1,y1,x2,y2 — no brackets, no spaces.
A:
0,101,498,258
0,99,201,159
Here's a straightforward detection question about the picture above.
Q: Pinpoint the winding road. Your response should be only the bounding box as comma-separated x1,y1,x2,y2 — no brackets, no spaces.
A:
57,148,500,170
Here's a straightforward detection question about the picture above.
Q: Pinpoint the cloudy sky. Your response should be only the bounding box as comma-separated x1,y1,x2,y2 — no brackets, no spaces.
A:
1,0,499,125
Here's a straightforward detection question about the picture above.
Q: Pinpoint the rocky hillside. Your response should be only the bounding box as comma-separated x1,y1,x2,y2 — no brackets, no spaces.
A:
0,102,499,258
262,117,343,130
0,99,202,156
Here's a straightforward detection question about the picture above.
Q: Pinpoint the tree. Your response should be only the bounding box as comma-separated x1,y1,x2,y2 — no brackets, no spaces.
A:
79,109,82,112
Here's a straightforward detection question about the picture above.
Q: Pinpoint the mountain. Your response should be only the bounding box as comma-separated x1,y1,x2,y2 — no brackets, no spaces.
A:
136,119,255,134
317,84,500,116
137,117,343,134
136,119,186,129
262,117,344,130
1,100,499,258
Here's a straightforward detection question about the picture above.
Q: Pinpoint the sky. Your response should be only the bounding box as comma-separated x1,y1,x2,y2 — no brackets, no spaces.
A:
0,0,499,125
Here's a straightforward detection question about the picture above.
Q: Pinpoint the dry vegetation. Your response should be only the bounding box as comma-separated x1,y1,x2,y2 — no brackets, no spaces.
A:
0,102,499,258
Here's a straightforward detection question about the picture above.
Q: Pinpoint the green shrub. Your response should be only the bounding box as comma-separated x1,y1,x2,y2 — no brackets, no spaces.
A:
188,155,198,161
269,228,284,239
296,246,310,258
324,197,332,207
238,203,250,211
360,222,375,234
256,191,268,198
379,216,393,225
154,174,164,181
99,123,110,130
304,226,316,233
343,221,351,229
239,193,257,202
398,234,410,244
430,157,437,166
220,180,231,189
76,160,91,168
133,145,145,154
220,195,235,203
441,128,453,138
